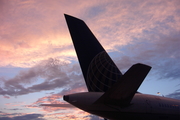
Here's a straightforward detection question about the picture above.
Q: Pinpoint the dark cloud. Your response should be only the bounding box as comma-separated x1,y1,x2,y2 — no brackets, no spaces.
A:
0,114,45,120
113,28,180,81
8,108,23,111
0,58,85,96
166,89,180,100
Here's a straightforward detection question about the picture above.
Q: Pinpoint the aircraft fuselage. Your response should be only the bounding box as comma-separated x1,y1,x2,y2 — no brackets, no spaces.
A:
64,92,180,120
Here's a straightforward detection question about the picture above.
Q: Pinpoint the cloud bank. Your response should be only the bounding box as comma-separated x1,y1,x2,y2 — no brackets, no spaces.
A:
0,58,85,97
0,113,45,120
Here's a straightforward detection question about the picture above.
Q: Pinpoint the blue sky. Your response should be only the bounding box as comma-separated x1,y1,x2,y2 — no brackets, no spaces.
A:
0,0,180,120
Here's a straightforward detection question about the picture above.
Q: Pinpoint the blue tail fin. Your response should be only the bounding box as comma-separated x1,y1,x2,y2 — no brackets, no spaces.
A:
65,14,122,92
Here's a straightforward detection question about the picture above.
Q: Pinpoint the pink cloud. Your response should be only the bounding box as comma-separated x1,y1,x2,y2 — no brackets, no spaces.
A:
0,0,179,68
3,95,10,99
27,85,87,112
5,102,25,107
42,110,91,120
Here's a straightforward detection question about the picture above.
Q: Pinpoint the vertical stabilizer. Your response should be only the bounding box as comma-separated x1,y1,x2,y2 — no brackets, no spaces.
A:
65,14,122,92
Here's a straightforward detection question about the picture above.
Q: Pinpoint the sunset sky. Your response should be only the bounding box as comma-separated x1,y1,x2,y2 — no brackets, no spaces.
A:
0,0,180,120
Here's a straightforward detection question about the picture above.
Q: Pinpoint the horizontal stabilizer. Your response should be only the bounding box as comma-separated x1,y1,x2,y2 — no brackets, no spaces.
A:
40,104,74,108
95,63,151,106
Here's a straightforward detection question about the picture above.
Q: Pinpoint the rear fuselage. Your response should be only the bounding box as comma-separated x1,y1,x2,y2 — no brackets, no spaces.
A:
64,92,180,120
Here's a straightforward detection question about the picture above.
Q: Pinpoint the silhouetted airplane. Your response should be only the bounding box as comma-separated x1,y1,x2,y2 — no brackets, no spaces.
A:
42,14,180,120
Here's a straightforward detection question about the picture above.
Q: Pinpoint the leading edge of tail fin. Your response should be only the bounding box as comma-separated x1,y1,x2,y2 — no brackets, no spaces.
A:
64,14,122,92
95,63,151,106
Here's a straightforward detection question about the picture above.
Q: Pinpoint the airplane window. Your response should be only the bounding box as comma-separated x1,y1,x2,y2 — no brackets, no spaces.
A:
159,103,161,107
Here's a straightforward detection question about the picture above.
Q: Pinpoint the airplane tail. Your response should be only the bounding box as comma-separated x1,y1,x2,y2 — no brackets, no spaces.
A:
65,14,122,92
